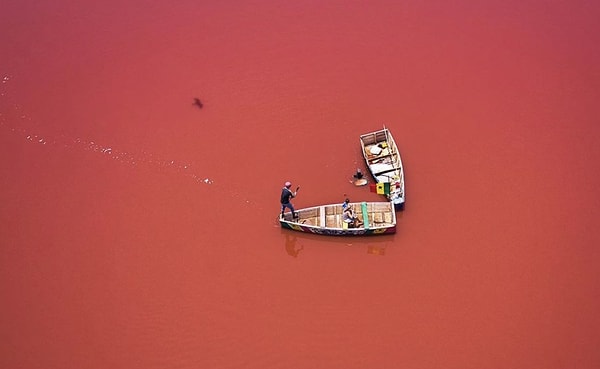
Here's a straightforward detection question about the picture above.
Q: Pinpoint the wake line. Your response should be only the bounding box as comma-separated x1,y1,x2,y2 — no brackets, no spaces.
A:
5,120,215,186
0,74,213,186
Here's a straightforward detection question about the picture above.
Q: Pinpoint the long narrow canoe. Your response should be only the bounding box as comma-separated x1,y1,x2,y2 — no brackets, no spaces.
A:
280,201,396,236
359,127,405,210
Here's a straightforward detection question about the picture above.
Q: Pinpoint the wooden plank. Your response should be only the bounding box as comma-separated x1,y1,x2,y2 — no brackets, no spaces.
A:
320,206,326,227
326,215,336,227
373,212,383,223
361,202,370,229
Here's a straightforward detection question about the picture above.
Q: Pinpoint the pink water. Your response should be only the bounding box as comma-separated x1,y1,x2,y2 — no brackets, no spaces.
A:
2,1,599,368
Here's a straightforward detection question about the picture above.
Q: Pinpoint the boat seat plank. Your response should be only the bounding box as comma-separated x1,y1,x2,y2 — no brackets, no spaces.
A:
361,202,370,229
373,166,401,176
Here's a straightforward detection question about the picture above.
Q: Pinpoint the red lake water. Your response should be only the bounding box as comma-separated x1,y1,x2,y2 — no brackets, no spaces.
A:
1,1,599,368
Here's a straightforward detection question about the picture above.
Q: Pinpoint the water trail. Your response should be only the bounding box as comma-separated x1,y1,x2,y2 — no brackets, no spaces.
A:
0,74,214,186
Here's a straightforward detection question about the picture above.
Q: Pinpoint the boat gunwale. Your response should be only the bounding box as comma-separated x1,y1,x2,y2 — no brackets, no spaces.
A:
279,202,397,232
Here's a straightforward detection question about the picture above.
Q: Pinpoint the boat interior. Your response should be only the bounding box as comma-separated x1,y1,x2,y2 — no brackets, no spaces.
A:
282,203,394,229
361,132,401,180
361,131,400,167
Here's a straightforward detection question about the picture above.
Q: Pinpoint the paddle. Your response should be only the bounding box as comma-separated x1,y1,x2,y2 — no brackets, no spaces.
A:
293,186,300,220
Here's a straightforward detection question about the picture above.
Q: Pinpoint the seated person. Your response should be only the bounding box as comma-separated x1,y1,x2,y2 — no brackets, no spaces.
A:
342,203,363,228
342,198,351,211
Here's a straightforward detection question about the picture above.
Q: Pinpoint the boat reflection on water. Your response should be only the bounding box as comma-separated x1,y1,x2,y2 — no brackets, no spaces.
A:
280,229,392,257
367,245,386,256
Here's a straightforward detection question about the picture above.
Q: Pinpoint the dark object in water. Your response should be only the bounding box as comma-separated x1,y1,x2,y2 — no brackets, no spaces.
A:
352,168,367,186
193,98,203,109
353,168,364,180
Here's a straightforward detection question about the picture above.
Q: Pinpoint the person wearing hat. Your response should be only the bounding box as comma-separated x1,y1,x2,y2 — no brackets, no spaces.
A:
280,181,298,218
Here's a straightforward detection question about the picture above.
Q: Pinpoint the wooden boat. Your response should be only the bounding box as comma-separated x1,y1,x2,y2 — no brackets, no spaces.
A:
359,127,405,210
280,201,396,236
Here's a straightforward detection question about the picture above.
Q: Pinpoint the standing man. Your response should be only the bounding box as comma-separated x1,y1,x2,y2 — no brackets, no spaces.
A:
281,181,299,219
